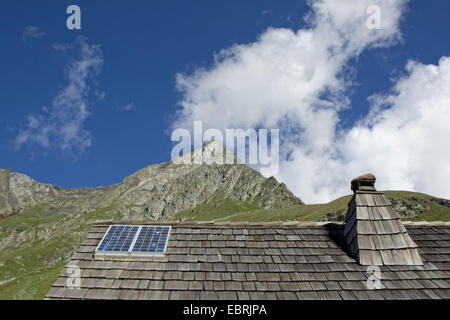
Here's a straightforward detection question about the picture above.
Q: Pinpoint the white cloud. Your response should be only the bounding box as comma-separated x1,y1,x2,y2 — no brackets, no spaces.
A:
173,0,406,130
117,101,136,111
280,56,450,202
170,0,450,202
15,37,104,154
22,25,45,42
340,57,450,199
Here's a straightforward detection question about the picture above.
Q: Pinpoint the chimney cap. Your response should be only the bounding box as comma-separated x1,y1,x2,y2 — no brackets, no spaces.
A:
351,173,376,193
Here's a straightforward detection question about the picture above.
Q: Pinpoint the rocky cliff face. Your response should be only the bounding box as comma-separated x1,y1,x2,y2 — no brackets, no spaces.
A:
0,142,303,220
0,168,60,218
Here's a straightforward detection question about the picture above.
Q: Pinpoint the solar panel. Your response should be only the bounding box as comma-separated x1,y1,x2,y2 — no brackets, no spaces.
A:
132,226,170,253
96,225,139,253
95,225,171,257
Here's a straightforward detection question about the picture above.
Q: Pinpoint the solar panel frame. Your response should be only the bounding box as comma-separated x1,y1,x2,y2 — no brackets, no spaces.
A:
95,225,172,257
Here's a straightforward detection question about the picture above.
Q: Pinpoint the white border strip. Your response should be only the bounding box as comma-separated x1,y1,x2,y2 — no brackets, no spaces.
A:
128,226,142,252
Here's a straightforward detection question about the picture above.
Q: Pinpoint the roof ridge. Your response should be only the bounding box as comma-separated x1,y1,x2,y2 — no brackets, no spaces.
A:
92,220,345,227
92,220,450,228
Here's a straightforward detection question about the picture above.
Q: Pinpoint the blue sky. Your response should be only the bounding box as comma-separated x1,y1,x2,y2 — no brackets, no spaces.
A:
1,1,449,203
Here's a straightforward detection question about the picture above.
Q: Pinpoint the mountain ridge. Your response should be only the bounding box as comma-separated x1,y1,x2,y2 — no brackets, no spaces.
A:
0,142,303,220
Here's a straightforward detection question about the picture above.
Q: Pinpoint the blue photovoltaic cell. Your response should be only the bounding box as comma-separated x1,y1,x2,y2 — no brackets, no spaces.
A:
96,225,139,252
132,226,170,253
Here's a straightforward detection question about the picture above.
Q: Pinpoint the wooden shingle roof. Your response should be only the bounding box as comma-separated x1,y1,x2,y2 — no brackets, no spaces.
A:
45,221,450,300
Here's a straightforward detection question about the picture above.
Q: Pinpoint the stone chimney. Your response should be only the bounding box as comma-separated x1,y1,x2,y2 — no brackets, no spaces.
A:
343,174,423,265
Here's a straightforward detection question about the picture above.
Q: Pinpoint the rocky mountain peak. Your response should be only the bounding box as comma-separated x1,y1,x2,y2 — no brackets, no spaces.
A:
0,145,303,220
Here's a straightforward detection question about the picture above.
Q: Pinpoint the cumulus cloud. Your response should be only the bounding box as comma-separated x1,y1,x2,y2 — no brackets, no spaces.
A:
170,0,450,202
340,57,450,199
117,101,136,111
281,57,450,202
15,37,104,154
22,25,45,42
173,0,406,133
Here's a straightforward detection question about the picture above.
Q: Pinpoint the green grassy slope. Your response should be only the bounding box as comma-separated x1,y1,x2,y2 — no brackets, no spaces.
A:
0,204,120,300
168,194,262,222
384,191,450,221
172,191,450,223
170,194,351,222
